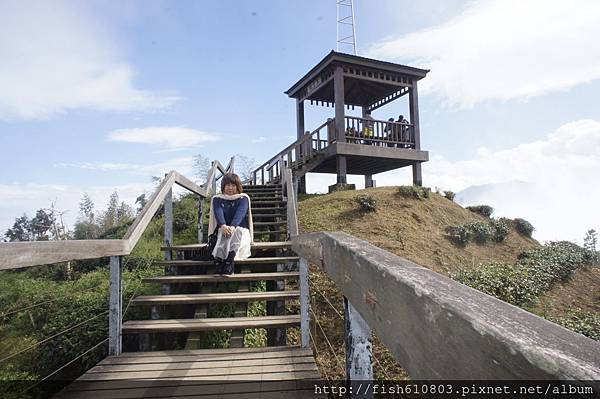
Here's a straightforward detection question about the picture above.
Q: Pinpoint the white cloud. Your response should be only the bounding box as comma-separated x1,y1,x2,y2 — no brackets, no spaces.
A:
367,0,600,108
372,120,600,243
108,127,220,150
55,156,197,177
0,0,179,120
252,137,267,143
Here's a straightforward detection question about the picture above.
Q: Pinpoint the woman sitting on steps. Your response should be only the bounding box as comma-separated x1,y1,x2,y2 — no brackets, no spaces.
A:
208,173,253,275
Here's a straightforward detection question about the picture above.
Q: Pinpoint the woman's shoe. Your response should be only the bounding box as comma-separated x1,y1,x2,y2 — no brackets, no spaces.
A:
223,251,236,275
214,258,225,275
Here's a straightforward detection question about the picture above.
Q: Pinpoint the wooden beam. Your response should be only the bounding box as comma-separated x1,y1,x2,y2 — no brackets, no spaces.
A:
292,232,600,380
0,239,128,270
299,258,310,348
409,81,421,150
296,99,305,140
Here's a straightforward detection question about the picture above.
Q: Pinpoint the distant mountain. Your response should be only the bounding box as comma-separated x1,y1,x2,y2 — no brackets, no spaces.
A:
455,180,532,207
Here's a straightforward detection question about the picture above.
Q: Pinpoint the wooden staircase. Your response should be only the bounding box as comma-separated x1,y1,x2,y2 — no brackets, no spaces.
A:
121,183,302,349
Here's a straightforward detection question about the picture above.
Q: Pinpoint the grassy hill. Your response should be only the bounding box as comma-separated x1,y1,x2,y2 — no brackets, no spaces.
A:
298,186,599,380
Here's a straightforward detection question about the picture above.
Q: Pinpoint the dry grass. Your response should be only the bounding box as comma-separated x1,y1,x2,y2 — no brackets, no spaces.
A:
296,186,597,380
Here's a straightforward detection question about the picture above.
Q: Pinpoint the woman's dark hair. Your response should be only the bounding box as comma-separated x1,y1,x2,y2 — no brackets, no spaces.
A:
221,173,243,194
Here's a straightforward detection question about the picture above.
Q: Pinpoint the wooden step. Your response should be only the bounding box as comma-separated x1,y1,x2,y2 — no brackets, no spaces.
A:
254,229,287,236
162,241,291,252
131,290,300,305
122,315,300,333
251,200,287,206
155,256,298,267
252,206,287,212
252,213,286,220
253,220,287,227
143,272,299,284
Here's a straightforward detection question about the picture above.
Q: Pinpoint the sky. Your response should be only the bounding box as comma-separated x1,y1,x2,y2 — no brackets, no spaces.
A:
1,0,599,244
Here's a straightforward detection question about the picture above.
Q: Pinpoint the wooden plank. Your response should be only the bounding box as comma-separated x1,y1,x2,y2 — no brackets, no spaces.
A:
0,239,128,270
87,356,316,373
131,290,299,305
122,315,300,333
64,371,321,394
162,241,291,251
77,362,318,381
143,272,299,284
99,349,313,364
292,232,600,380
344,298,373,385
117,345,306,357
155,257,299,267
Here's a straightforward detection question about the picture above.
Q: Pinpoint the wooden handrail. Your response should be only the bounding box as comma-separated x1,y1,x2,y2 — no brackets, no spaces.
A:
292,232,600,380
0,159,234,270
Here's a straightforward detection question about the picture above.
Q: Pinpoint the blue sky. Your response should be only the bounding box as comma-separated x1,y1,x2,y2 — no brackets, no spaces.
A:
1,0,599,243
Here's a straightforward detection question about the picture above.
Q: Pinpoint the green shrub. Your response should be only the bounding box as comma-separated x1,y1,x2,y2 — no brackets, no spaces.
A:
491,218,511,242
548,310,600,341
466,221,494,244
443,191,455,201
445,225,471,246
397,185,430,200
355,195,377,212
452,241,589,306
514,218,534,238
452,262,536,306
466,205,494,218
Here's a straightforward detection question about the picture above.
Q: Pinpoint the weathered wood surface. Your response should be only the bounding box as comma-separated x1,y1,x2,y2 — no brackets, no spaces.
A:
283,167,299,237
161,241,291,251
57,347,321,399
108,256,123,356
292,231,600,380
143,272,299,284
155,256,299,267
122,315,301,333
0,239,128,270
132,290,300,305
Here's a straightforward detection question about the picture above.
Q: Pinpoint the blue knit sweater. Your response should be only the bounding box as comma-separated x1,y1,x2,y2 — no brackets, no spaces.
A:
213,197,249,229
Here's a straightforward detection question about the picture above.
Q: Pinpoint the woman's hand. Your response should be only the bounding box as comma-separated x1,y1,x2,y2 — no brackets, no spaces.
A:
221,225,234,237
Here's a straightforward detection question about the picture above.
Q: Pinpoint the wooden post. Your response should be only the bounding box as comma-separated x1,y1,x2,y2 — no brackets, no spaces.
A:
334,66,346,143
211,162,217,194
345,298,373,394
409,81,421,150
412,163,423,187
299,258,310,348
197,195,204,243
108,256,122,356
296,99,305,140
337,156,348,184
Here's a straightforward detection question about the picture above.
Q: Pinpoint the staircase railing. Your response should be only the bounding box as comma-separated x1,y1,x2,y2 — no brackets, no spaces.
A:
292,231,600,383
0,157,235,357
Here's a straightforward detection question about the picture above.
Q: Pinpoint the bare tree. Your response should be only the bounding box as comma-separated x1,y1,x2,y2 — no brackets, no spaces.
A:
235,154,257,181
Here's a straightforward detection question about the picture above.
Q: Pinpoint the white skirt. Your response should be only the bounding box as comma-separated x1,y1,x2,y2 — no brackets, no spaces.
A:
211,227,252,260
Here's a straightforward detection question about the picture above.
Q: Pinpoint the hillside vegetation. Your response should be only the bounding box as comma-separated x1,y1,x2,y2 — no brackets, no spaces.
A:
298,186,599,380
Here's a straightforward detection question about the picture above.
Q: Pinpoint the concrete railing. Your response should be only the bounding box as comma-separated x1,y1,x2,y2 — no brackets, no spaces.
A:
292,232,600,381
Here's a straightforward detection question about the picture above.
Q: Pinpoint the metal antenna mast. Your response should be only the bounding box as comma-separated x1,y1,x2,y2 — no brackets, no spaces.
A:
336,0,357,55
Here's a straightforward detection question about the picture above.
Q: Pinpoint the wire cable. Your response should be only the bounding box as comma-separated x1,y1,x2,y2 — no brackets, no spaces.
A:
0,284,106,319
22,337,108,394
309,329,330,382
310,309,343,370
0,310,109,364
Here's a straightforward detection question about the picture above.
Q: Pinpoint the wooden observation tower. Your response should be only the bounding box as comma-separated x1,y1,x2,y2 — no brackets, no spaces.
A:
285,50,430,192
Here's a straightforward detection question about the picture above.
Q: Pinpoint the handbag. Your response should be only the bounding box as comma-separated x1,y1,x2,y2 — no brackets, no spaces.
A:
206,227,219,260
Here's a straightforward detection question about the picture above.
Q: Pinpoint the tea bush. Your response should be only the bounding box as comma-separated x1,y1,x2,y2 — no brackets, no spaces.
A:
548,310,600,341
452,241,590,306
466,221,494,244
443,191,455,201
514,218,534,238
355,194,377,212
491,218,511,242
397,185,430,200
445,225,471,245
466,205,494,218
